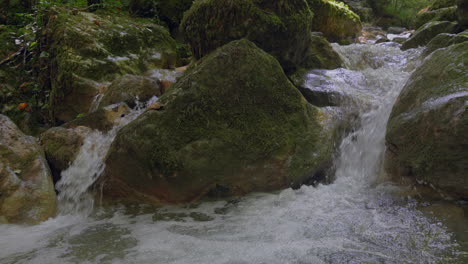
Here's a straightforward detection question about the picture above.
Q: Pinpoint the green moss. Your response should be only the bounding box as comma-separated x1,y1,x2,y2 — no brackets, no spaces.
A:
104,39,332,203
38,7,179,123
386,42,468,199
401,20,459,50
180,0,313,73
307,0,362,42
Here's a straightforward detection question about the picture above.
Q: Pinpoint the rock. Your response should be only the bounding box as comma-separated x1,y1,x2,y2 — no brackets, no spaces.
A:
307,0,362,43
415,6,458,28
401,21,459,50
375,37,390,43
39,8,179,123
103,40,338,204
98,74,162,108
457,0,468,28
0,115,56,224
180,0,314,73
385,42,468,199
387,27,407,34
422,32,468,56
339,0,373,22
40,126,92,183
63,103,131,132
302,34,343,70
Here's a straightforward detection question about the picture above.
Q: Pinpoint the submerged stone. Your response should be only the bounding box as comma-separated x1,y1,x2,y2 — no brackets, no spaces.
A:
385,42,468,199
103,40,338,204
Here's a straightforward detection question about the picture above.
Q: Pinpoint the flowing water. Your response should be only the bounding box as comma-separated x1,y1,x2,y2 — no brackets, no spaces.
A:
0,43,467,264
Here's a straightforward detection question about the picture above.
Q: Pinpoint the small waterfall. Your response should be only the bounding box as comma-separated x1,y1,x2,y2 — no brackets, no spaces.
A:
55,98,158,216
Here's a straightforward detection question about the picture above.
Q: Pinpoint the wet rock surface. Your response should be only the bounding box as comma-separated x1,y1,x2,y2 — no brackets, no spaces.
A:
0,115,56,224
385,42,468,199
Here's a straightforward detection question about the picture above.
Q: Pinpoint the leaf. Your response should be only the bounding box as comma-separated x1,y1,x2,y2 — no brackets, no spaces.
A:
39,51,49,58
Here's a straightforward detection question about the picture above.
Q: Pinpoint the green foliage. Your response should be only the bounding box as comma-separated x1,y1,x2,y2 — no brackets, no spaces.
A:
369,0,433,27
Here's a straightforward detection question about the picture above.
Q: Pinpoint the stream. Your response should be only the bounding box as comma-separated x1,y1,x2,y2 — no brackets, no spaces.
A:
0,43,466,264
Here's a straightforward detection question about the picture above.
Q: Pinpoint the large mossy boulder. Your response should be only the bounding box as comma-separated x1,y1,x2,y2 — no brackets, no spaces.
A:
401,21,459,50
39,8,179,123
180,0,314,73
385,42,468,199
103,39,337,204
307,0,362,43
0,115,56,224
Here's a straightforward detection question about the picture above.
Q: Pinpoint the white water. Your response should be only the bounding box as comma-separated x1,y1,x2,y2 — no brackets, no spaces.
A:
0,44,466,264
56,98,158,216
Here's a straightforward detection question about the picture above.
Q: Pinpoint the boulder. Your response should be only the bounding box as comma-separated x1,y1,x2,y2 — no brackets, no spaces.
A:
307,0,362,43
338,0,373,22
422,32,468,56
180,0,314,73
40,126,91,182
0,115,56,224
103,40,338,204
39,8,179,123
63,103,131,132
401,21,459,50
415,6,457,28
97,74,163,108
385,42,468,199
302,34,343,70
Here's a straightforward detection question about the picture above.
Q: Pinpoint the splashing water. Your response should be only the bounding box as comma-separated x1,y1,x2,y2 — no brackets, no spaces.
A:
0,44,466,264
56,98,158,216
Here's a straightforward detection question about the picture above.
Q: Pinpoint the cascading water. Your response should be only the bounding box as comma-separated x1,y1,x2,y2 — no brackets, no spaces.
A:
56,98,158,216
0,44,466,264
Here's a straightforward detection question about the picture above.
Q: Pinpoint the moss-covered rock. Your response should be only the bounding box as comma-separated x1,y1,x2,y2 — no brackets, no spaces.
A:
422,32,468,56
180,0,314,73
307,0,362,43
103,39,338,204
40,126,91,183
415,6,458,28
401,21,459,50
302,34,343,70
39,8,179,123
385,42,468,199
0,114,56,224
338,0,373,22
97,74,162,108
63,103,131,132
